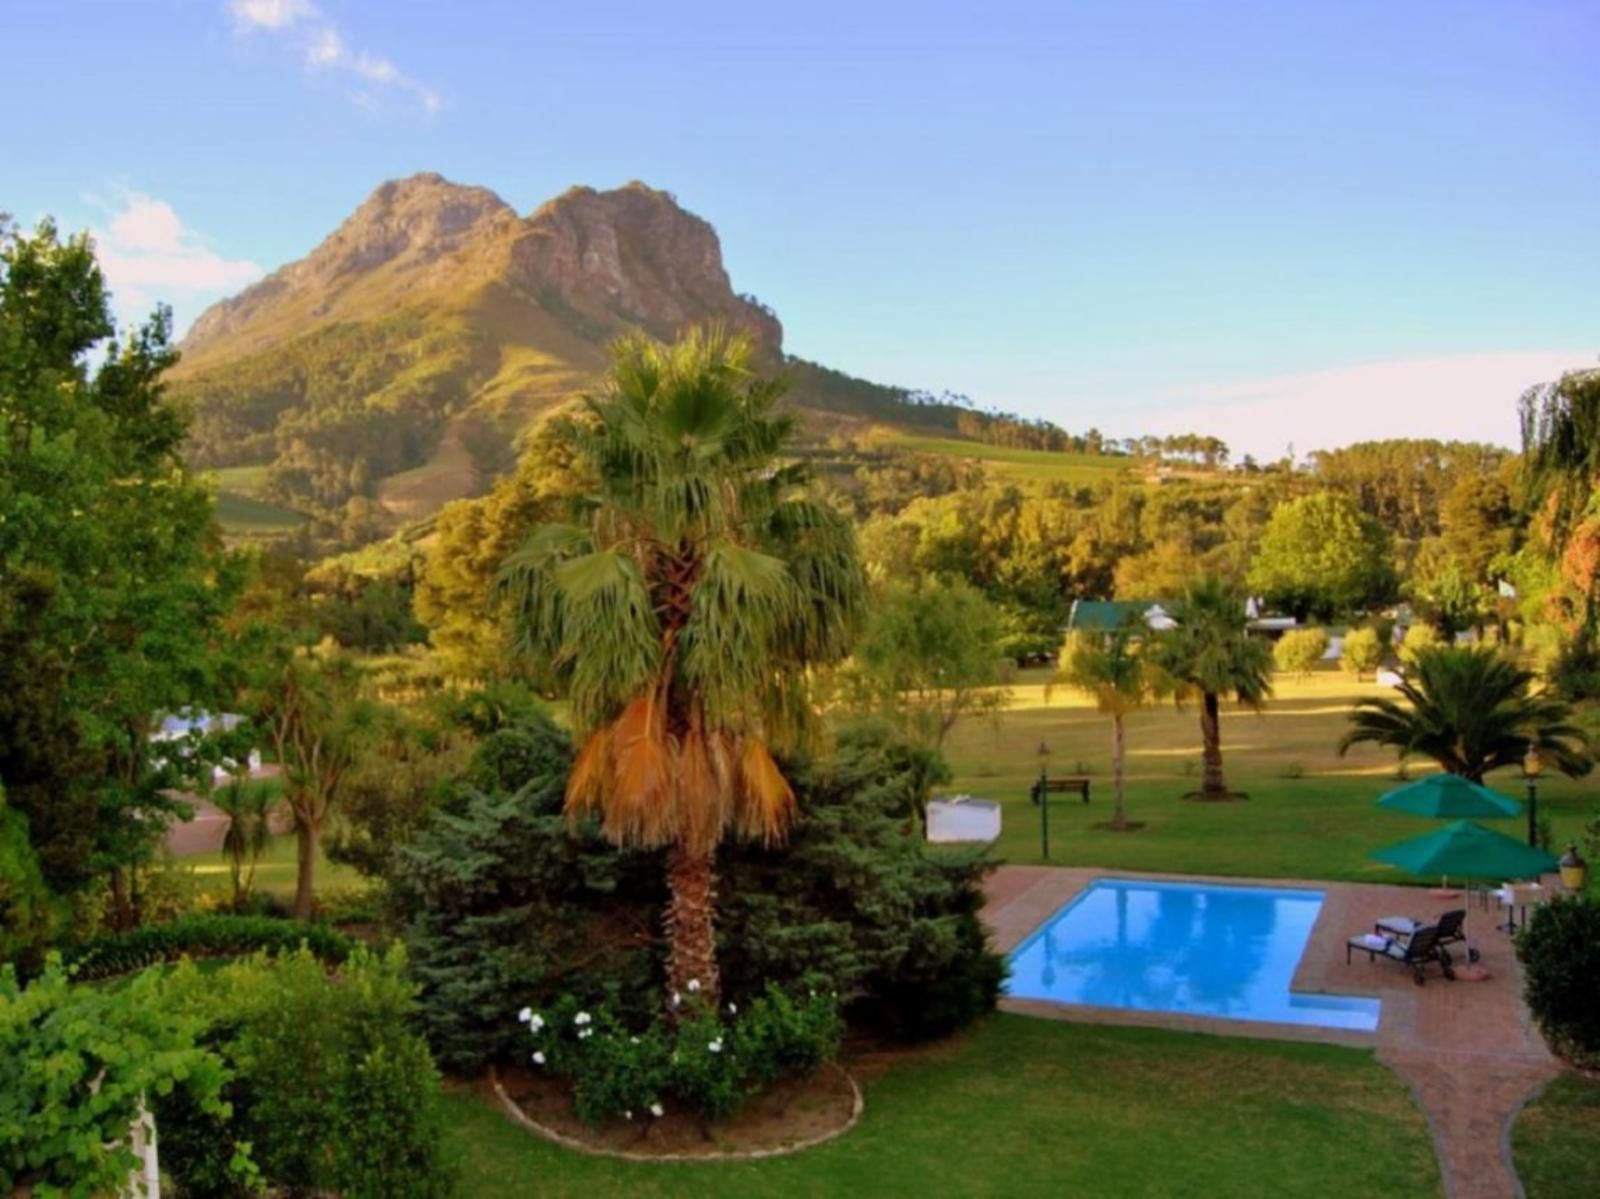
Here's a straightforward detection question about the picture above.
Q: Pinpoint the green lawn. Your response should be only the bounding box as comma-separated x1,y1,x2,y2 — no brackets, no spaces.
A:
938,670,1596,882
176,836,369,904
211,464,272,495
1514,1074,1600,1199
446,1014,1439,1198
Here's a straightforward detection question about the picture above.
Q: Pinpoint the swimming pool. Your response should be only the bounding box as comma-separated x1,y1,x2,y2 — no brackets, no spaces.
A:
1005,878,1381,1032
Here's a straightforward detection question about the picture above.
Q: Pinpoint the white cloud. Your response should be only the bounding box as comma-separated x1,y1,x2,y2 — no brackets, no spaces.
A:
1132,351,1600,463
91,192,263,335
230,0,313,31
229,1,441,116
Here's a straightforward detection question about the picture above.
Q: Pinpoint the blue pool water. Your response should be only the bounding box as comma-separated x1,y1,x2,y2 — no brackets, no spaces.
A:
1006,879,1381,1031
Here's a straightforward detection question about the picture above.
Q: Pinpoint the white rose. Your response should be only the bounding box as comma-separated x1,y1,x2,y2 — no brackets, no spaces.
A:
708,1039,723,1054
532,1051,546,1065
649,1102,664,1118
687,978,701,993
529,1014,544,1032
575,1011,591,1026
517,1007,533,1023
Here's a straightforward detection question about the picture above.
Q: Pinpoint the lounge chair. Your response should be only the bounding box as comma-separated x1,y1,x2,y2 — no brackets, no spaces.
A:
1375,909,1472,959
1346,923,1455,984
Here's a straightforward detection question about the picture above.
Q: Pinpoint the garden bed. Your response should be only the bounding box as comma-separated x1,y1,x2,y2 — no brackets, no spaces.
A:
490,1061,861,1160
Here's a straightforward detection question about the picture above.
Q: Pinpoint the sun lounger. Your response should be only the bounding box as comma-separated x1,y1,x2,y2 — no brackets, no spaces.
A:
1346,923,1455,984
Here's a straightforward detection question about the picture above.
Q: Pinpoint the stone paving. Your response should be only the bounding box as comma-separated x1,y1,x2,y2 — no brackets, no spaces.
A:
983,865,1563,1199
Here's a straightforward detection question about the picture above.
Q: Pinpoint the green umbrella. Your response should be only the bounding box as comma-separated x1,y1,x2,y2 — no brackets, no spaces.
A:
1375,774,1522,819
1371,819,1557,880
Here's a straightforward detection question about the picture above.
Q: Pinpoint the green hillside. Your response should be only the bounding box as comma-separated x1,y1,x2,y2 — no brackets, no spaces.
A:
880,431,1136,486
214,490,309,534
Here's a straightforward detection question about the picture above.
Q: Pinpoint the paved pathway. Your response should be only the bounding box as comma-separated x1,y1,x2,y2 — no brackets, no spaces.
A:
983,865,1562,1199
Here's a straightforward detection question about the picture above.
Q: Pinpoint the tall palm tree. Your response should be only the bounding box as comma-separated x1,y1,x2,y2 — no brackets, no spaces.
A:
1057,620,1166,830
1339,644,1592,781
1153,576,1273,800
498,326,866,1005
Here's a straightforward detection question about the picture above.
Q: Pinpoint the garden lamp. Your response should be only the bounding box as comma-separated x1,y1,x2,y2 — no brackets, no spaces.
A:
1523,746,1541,848
1559,843,1588,892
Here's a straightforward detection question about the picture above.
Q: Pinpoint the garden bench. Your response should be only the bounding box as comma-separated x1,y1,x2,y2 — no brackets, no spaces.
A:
1031,777,1090,805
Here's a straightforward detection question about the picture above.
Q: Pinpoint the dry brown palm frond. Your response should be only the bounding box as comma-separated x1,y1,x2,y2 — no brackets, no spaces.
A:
605,695,677,848
734,736,795,846
673,725,731,857
565,726,612,827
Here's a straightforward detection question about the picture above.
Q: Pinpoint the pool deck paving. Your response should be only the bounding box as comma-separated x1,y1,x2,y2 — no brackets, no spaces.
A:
983,865,1563,1199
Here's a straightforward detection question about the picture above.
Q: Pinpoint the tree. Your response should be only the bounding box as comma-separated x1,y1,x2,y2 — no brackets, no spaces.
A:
0,219,236,914
1057,621,1165,829
1520,369,1600,640
246,652,377,919
1272,627,1329,678
1247,491,1393,619
1153,576,1274,799
847,577,1012,750
1339,645,1592,782
497,326,866,1006
213,778,276,912
1341,626,1385,678
1398,623,1443,669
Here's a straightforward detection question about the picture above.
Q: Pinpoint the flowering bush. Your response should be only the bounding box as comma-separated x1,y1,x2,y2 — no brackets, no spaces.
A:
518,983,842,1125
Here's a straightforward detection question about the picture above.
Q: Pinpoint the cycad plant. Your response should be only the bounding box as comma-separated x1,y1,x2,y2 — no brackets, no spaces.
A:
1153,576,1274,800
498,326,866,1004
214,776,276,911
1339,644,1592,781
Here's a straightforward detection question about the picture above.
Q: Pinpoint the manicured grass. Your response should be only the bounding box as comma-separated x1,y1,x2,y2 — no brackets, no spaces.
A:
1514,1074,1600,1199
879,432,1136,486
212,464,272,494
175,836,369,903
445,1014,1439,1197
938,670,1595,882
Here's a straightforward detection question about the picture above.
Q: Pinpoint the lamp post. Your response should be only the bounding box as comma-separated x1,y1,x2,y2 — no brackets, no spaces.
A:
1036,740,1051,861
1524,746,1542,848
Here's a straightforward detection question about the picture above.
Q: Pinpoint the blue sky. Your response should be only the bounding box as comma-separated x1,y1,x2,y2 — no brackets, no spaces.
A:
4,0,1597,457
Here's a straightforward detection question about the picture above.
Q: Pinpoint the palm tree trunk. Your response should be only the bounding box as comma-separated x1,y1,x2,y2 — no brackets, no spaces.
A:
664,843,720,1008
292,818,318,920
1111,712,1127,829
1200,690,1227,798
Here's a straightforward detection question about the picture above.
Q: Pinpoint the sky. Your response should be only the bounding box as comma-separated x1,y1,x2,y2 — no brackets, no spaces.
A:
3,0,1597,460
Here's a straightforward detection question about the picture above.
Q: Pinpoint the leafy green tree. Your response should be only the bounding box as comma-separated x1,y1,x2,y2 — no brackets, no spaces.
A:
497,327,866,1005
1339,645,1593,781
0,787,54,968
1340,626,1386,678
1153,576,1274,799
1248,491,1394,619
1272,627,1329,677
1520,369,1600,647
847,576,1012,751
0,219,237,911
1057,621,1166,829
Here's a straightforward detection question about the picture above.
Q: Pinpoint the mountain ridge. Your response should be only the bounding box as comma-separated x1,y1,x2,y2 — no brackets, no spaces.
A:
172,173,912,531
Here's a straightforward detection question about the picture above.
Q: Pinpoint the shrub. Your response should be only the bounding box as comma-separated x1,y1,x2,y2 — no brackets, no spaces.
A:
1517,895,1600,1067
159,946,455,1199
0,794,54,969
521,984,842,1125
1,958,244,1196
1341,626,1385,678
1399,623,1444,668
62,912,352,981
1273,627,1329,677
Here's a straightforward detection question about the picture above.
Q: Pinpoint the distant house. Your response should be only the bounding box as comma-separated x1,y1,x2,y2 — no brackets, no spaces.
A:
150,710,262,785
1067,597,1295,640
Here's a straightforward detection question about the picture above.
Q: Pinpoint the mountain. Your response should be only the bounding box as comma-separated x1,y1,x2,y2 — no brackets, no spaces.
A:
172,174,925,526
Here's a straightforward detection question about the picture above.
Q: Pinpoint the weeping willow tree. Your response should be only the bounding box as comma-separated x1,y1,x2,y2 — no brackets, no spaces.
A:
497,326,866,1004
1521,367,1600,635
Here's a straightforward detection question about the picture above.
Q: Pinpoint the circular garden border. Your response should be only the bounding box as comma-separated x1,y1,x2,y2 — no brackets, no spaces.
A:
488,1061,864,1163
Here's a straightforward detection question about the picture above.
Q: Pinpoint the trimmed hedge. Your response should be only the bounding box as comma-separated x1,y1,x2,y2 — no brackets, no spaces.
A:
63,914,352,981
1518,895,1600,1068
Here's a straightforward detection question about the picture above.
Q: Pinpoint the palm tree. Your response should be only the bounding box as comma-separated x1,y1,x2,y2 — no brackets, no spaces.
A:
214,776,276,911
1339,644,1592,781
497,326,865,1005
1057,620,1165,830
1153,576,1273,800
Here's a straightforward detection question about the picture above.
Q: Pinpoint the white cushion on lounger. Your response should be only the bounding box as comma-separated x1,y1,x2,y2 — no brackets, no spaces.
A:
1352,934,1389,951
1377,916,1419,936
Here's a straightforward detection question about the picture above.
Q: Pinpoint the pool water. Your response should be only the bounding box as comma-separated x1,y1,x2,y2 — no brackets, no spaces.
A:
1005,879,1381,1031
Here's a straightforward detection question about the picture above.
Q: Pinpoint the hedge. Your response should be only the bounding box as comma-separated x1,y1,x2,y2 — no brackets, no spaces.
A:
63,914,352,982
